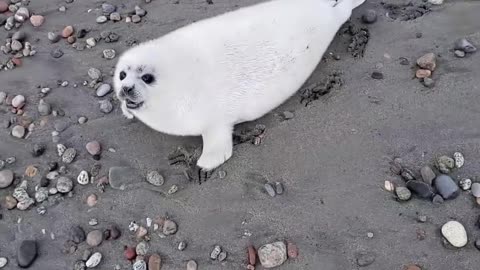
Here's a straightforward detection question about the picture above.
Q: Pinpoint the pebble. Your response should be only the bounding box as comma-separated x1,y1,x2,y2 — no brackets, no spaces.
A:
133,260,146,270
102,3,116,14
146,171,164,186
47,171,59,180
50,48,64,58
218,251,227,262
3,195,17,209
247,246,257,265
135,6,147,16
210,245,221,260
86,230,103,247
87,194,97,207
432,194,444,204
422,77,435,88
0,170,14,188
264,183,276,197
459,178,472,191
454,50,465,58
132,15,141,23
416,53,436,71
136,226,147,239
11,125,25,138
88,67,102,80
0,257,7,268
441,221,468,248
73,261,86,270
99,100,113,113
11,40,22,51
148,254,161,270
429,0,443,4
62,148,77,163
103,49,116,59
405,264,422,270
86,252,102,268
178,241,187,251
437,155,455,170
96,84,111,97
62,25,74,38
108,224,121,240
417,215,427,223
454,38,477,53
0,1,7,12
434,175,459,200
136,241,149,256
48,32,61,43
59,6,67,12
163,219,177,235
406,180,434,199
395,186,411,201
168,185,178,194
86,141,101,156
110,12,121,21
186,260,197,270
37,99,52,116
96,16,108,24
476,239,480,251
56,176,73,193
420,166,435,185
371,71,383,80
12,95,25,108
471,183,480,198
77,170,89,185
124,246,136,260
30,15,44,27
86,37,97,47
361,9,377,24
287,241,298,258
15,7,29,22
78,116,88,124
35,187,49,202
0,92,6,104
453,152,464,168
400,168,416,181
356,252,376,267
275,182,284,194
415,69,431,79
258,241,287,268
17,240,37,268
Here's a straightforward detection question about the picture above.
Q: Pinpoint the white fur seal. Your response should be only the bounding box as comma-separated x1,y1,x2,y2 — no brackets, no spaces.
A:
114,0,366,180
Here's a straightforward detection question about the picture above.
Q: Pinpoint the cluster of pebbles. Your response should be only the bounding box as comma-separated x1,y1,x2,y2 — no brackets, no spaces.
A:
245,240,298,269
385,151,480,250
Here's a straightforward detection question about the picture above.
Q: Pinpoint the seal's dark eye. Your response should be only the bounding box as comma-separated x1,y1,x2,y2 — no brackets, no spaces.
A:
119,71,126,81
141,74,155,84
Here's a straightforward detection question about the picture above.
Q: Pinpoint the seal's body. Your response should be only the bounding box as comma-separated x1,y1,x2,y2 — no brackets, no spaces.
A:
114,0,365,172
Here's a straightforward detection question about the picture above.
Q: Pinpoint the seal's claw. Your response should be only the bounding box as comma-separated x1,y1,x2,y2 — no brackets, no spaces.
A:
186,165,214,184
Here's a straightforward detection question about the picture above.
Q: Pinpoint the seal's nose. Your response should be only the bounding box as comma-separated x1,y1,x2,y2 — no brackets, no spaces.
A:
122,86,134,96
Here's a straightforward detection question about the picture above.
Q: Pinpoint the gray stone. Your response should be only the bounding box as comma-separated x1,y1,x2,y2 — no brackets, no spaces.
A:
69,226,86,244
472,183,480,198
17,240,37,268
86,230,103,247
210,245,221,260
96,84,112,97
135,6,146,17
110,12,121,21
432,194,444,204
406,180,434,199
420,166,435,185
11,125,25,138
163,220,177,235
146,171,164,186
96,16,108,24
264,183,276,197
395,187,411,201
56,176,73,193
136,241,149,256
434,175,460,200
356,252,376,267
73,260,86,270
101,3,116,15
103,49,116,59
133,260,146,270
99,100,113,113
88,68,101,80
454,38,477,53
361,9,377,24
0,170,14,188
85,252,102,268
37,99,51,116
454,50,465,58
62,148,76,163
50,48,64,58
34,187,49,202
132,15,141,23
48,32,60,43
459,178,472,191
258,242,287,268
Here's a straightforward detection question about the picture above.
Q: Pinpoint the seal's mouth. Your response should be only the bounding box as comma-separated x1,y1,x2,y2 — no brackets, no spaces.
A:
125,99,144,109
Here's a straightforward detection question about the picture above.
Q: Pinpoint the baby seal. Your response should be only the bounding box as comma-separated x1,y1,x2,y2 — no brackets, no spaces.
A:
114,0,366,181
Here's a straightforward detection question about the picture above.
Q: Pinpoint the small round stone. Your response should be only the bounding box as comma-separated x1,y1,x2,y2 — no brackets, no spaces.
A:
62,25,74,38
86,141,101,156
178,241,187,251
99,100,113,113
416,69,431,79
86,252,102,268
0,170,14,188
361,9,377,24
101,3,116,14
356,252,376,267
78,116,88,124
471,183,480,198
87,194,97,207
453,152,464,168
88,67,101,80
146,171,164,186
86,230,103,247
422,78,435,88
38,99,51,116
48,32,61,43
56,176,73,193
133,260,146,270
406,180,434,199
96,84,111,97
210,245,221,260
77,170,89,185
3,195,17,209
395,186,411,201
163,220,177,235
264,183,276,197
371,71,383,80
434,174,460,200
50,48,64,58
441,220,468,248
110,12,121,21
459,178,472,191
132,15,141,23
148,254,161,270
17,240,38,268
275,182,284,195
12,95,25,108
258,242,287,268
416,53,436,71
0,257,7,268
86,38,96,47
96,16,108,24
30,15,44,27
103,49,116,59
454,38,477,53
186,260,197,270
287,241,298,258
136,241,149,256
11,125,25,138
62,148,77,164
454,50,465,58
218,251,227,262
168,185,178,194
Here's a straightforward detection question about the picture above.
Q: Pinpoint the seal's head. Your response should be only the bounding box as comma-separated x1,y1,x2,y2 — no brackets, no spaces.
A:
113,51,158,111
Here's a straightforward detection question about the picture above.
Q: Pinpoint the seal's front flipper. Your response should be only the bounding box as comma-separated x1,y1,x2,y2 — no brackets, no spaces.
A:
185,164,214,184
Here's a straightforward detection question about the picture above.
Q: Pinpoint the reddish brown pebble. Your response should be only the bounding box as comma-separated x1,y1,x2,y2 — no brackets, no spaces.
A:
3,195,17,209
287,242,299,258
247,246,256,265
62,25,74,38
12,58,22,66
124,246,136,260
148,254,161,270
86,194,97,207
136,226,148,239
25,165,38,177
416,69,431,79
404,265,422,270
0,1,8,12
30,15,45,27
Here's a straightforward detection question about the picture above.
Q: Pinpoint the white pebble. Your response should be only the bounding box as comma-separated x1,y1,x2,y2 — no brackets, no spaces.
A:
86,252,102,268
0,257,8,268
454,152,464,168
77,170,89,185
441,221,467,247
384,180,395,192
